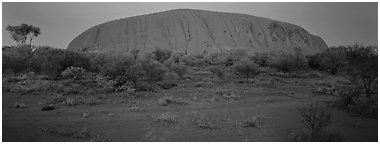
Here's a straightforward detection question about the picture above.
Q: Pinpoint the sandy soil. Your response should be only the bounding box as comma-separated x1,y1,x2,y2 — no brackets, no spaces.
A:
2,71,377,142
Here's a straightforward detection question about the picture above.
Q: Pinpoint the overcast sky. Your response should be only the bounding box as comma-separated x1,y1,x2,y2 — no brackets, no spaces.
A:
2,2,378,49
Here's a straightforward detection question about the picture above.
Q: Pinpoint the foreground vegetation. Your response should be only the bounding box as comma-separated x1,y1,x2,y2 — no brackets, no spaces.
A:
2,44,378,142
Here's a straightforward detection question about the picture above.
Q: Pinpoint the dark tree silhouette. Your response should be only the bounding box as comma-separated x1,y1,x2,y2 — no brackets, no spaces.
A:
6,23,41,46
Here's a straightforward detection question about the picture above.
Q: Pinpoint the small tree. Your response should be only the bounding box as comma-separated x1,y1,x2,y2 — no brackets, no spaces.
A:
140,58,167,85
306,53,322,69
152,48,172,63
6,24,41,46
320,48,347,75
172,63,188,79
233,59,261,82
271,53,297,73
345,45,378,98
293,47,307,70
297,103,333,140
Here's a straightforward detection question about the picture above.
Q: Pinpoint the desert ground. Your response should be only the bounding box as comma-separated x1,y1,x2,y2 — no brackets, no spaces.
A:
2,68,377,142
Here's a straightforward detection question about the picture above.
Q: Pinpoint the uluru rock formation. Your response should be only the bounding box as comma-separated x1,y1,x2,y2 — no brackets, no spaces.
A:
67,9,328,55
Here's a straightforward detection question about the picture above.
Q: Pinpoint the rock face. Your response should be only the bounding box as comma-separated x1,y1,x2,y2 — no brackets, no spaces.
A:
67,9,328,55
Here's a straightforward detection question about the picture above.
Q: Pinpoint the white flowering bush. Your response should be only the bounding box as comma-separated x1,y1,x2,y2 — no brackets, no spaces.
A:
61,66,86,80
95,74,135,93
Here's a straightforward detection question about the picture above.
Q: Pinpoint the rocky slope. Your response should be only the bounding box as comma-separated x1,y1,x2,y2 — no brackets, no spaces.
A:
67,9,328,55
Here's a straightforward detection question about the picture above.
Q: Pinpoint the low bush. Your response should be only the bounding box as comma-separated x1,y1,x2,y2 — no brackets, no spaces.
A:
238,114,263,128
158,95,187,106
208,65,225,79
61,66,86,80
172,63,188,79
288,130,344,142
297,103,333,141
192,116,218,130
101,54,142,89
40,127,111,142
152,48,172,63
345,45,377,98
195,80,213,88
156,112,178,126
233,58,261,82
140,58,167,85
158,81,177,89
336,86,360,108
13,102,26,108
215,89,240,100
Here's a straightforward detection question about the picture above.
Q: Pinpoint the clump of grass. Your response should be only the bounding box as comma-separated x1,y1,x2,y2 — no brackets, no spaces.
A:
192,116,218,130
157,95,188,106
82,112,91,119
63,97,77,106
156,112,178,126
216,89,241,100
13,102,26,108
79,97,99,106
195,80,213,88
41,104,55,111
237,113,263,128
40,127,111,142
126,105,145,112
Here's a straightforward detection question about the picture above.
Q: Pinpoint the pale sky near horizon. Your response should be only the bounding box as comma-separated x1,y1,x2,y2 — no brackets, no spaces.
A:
2,2,378,49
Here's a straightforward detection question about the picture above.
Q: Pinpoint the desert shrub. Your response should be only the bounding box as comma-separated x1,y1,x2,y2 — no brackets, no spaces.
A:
2,45,31,73
140,58,167,85
336,86,360,108
271,53,297,72
208,65,225,79
205,52,228,66
289,130,344,142
233,58,261,82
152,48,172,63
61,50,91,71
192,116,218,130
195,80,213,88
13,101,27,108
158,81,177,89
297,103,333,141
229,49,248,62
156,112,178,126
172,63,188,79
251,52,274,67
238,114,263,128
306,53,323,69
63,97,77,106
158,95,187,106
345,45,378,98
293,47,307,69
40,127,111,141
87,53,106,72
319,47,347,75
179,53,207,67
336,86,377,118
171,52,185,64
61,66,86,80
271,48,306,72
215,89,240,100
163,59,174,73
100,54,142,89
